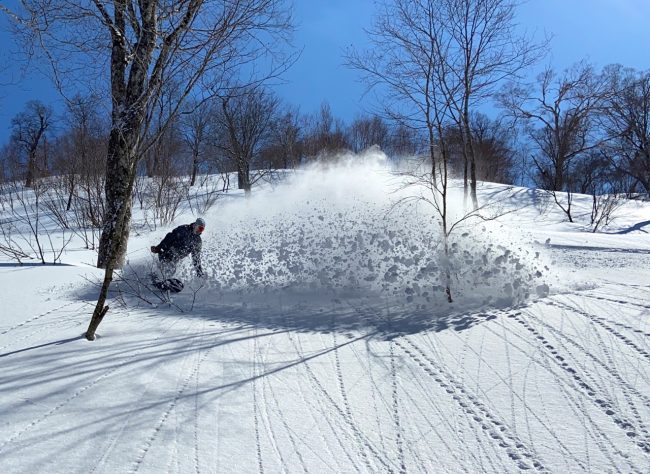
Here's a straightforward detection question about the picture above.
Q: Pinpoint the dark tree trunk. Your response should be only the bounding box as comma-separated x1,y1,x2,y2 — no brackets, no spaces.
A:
88,125,137,339
462,106,479,210
96,128,136,269
89,104,144,339
463,154,468,206
237,157,251,193
23,118,47,188
66,174,75,211
25,151,37,188
190,151,199,186
470,157,478,210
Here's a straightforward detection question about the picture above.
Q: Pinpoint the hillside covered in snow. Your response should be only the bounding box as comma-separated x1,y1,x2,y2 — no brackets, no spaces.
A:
1,157,650,473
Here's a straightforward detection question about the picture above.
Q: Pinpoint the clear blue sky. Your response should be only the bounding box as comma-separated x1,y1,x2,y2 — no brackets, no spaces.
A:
1,0,650,143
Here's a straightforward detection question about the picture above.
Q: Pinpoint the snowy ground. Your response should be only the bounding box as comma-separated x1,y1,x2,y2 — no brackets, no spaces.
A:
1,156,650,473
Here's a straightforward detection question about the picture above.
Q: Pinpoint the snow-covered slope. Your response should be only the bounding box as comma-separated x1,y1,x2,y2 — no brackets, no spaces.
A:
1,154,649,473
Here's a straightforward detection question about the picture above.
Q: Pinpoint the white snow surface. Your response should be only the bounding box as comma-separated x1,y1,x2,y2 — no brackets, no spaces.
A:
1,151,650,473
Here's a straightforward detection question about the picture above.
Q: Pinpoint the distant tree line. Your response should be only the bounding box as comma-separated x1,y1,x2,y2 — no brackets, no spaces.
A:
0,92,422,190
3,62,648,205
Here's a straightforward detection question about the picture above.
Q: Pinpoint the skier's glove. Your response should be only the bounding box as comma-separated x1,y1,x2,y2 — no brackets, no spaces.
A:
151,245,160,254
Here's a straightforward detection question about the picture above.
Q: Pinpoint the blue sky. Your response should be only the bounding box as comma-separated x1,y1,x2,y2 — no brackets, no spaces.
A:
1,0,650,143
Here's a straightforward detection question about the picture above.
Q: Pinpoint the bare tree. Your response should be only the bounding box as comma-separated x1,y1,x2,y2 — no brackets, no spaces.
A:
348,0,544,209
442,0,546,209
144,82,184,178
214,86,280,194
10,100,53,188
348,115,390,153
385,123,422,159
0,179,73,264
570,151,624,232
500,63,608,221
180,99,215,187
600,65,650,195
301,102,350,159
0,142,21,183
263,106,302,169
468,113,517,184
4,0,293,340
345,0,476,302
53,94,106,210
347,0,540,303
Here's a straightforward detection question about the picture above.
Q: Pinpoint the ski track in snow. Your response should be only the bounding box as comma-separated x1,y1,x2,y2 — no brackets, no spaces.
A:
0,301,80,337
395,337,547,472
130,326,213,474
3,285,650,472
0,312,189,459
281,313,344,472
507,307,650,457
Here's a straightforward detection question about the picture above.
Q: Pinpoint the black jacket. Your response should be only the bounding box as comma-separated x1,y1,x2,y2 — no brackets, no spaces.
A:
157,224,202,271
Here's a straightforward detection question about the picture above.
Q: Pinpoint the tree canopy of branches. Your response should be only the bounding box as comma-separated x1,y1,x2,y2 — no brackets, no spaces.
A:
446,113,517,184
348,115,390,153
600,65,650,195
347,0,544,209
10,100,53,188
180,99,215,187
500,63,608,221
264,106,302,169
213,86,280,193
301,102,350,159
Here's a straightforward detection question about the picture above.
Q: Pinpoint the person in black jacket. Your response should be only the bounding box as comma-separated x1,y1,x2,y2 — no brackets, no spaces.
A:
151,217,205,279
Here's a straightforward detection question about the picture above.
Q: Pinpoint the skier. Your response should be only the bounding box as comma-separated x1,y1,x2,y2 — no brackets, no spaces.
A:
150,218,205,290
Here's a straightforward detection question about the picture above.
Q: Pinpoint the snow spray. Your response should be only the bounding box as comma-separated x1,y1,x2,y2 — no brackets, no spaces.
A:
196,148,551,313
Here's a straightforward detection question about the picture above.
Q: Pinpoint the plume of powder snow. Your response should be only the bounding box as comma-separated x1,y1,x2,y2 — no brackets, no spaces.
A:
174,148,554,314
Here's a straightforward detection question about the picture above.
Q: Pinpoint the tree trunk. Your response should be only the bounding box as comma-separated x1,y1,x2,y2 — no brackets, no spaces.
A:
90,127,138,338
96,128,136,269
25,151,37,188
470,157,478,210
565,190,573,222
190,151,199,186
463,154,468,208
443,234,453,303
85,267,114,340
66,174,75,211
462,110,479,210
427,123,437,185
237,157,251,193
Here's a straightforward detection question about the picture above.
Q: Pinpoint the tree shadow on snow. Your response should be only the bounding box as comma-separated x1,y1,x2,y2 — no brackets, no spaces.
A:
114,283,521,340
73,263,535,341
0,335,83,359
611,219,650,235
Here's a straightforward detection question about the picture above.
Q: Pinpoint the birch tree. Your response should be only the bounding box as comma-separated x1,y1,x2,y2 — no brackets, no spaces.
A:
346,0,541,302
441,0,544,209
345,0,464,302
347,0,543,209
